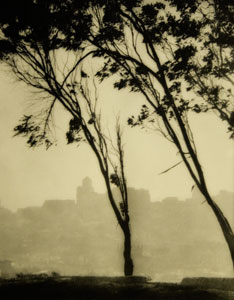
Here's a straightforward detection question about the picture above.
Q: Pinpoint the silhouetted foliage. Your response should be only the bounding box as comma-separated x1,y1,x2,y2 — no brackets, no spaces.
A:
14,115,53,149
66,117,84,145
167,0,234,137
110,173,120,187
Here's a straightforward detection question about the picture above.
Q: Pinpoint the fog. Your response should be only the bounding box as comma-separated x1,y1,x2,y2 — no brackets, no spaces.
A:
0,178,233,282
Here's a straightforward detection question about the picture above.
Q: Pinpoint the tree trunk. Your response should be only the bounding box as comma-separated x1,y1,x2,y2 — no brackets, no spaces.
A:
123,224,134,276
202,189,234,267
226,234,234,268
220,230,234,268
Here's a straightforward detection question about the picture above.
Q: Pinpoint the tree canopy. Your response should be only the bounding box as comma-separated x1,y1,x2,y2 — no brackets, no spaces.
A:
1,0,233,136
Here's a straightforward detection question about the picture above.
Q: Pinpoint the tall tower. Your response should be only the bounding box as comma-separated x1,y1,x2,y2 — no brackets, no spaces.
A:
76,177,93,201
76,177,94,210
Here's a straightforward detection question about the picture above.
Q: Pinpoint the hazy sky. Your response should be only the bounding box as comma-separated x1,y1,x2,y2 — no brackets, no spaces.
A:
0,65,234,211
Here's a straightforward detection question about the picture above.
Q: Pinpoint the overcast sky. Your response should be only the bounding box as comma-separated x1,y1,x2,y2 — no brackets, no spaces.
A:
0,66,233,211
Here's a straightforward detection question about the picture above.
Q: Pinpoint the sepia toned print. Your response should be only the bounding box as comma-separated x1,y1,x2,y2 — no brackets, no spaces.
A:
0,0,234,299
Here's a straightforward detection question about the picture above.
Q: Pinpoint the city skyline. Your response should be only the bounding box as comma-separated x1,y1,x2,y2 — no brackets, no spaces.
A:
0,177,233,280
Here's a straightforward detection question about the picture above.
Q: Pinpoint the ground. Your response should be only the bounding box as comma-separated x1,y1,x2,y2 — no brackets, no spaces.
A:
0,276,233,300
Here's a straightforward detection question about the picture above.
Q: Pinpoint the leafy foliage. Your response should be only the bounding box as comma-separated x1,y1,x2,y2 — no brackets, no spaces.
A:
119,202,126,217
14,115,53,149
1,0,233,136
110,173,120,187
66,117,84,145
128,105,150,127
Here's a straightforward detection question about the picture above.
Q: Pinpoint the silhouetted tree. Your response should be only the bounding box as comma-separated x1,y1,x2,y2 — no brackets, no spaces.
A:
0,3,134,274
0,0,234,270
90,0,234,268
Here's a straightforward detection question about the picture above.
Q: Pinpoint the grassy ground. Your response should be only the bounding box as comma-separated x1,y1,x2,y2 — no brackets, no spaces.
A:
0,276,233,300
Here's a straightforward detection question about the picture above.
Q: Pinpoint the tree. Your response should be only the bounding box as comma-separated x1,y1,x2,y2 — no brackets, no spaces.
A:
0,3,134,275
7,0,231,268
90,0,234,267
93,0,234,267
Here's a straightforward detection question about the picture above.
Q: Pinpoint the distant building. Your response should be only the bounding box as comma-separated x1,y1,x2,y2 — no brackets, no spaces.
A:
76,177,152,222
76,177,110,221
42,199,76,214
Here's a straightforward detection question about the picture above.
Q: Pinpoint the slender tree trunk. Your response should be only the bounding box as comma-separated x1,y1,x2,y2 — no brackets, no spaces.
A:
226,235,234,268
164,86,234,268
201,188,234,267
123,223,134,276
101,173,134,276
